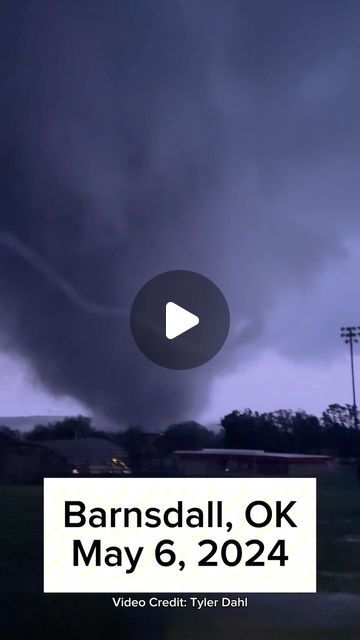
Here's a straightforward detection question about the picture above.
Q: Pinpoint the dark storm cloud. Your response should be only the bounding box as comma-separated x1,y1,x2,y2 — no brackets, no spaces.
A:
0,1,360,426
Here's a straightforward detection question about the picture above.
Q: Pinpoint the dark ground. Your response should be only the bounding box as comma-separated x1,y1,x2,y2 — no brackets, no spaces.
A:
0,470,359,639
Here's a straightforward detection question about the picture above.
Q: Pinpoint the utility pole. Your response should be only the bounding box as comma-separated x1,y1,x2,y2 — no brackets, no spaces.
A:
340,326,360,429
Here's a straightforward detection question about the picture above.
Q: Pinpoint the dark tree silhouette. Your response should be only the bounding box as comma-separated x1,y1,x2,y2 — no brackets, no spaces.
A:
8,403,360,462
157,421,215,454
26,416,93,440
0,426,19,445
222,409,322,454
119,426,149,471
322,404,360,457
221,410,281,451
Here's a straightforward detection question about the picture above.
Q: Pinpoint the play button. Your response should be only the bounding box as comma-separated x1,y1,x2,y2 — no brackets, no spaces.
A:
130,270,230,369
166,302,199,340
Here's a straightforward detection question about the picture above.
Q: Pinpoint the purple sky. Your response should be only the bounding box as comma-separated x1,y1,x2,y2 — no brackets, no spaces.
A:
1,237,360,424
2,2,360,429
0,348,358,425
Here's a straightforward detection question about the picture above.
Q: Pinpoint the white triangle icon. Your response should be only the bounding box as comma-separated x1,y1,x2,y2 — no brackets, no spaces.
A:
166,302,199,340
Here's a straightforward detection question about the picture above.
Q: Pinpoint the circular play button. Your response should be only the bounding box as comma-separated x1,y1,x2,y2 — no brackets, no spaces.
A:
130,270,230,369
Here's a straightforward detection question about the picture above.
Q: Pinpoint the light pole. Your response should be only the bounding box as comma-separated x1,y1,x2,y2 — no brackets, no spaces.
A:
340,326,360,429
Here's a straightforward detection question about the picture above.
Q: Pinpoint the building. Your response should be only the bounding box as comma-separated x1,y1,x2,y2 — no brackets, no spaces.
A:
173,448,335,477
37,438,131,476
0,441,68,483
0,438,130,483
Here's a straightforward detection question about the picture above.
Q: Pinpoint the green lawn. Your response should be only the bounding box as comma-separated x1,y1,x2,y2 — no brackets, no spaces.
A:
317,468,360,592
0,485,43,593
166,469,360,639
0,471,359,638
168,621,360,640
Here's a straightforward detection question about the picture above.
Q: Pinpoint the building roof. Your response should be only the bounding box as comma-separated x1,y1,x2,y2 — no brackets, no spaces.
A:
201,448,265,455
174,448,332,462
35,438,127,464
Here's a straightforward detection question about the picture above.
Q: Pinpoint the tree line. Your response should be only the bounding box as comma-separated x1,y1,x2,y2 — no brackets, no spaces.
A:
1,404,360,466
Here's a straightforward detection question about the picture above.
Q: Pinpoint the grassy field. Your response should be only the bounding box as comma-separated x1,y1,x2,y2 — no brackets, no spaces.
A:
0,485,43,593
168,621,360,640
0,470,359,638
317,468,360,592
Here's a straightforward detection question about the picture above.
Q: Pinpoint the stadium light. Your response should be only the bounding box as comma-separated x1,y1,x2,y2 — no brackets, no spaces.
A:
340,326,360,429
